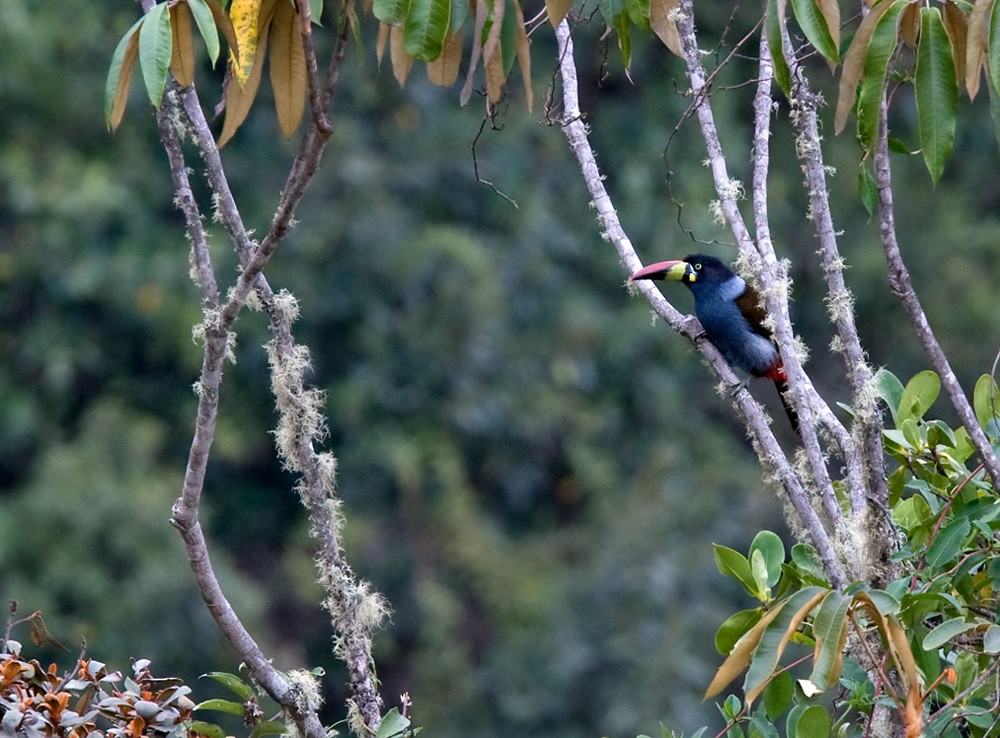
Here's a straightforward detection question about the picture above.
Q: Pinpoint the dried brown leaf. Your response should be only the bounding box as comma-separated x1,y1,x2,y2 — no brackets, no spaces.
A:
899,2,920,48
484,39,505,103
545,0,572,28
170,1,197,87
204,0,241,59
816,0,841,55
942,0,969,90
512,0,533,111
269,0,307,137
109,29,140,131
834,0,895,134
650,0,681,56
390,23,414,86
966,0,993,99
376,21,390,65
427,30,462,86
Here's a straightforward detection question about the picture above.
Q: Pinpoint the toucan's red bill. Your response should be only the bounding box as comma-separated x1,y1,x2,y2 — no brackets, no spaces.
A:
629,260,684,281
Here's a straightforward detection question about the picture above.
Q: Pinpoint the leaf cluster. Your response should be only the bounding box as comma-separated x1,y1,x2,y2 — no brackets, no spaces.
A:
670,368,1000,737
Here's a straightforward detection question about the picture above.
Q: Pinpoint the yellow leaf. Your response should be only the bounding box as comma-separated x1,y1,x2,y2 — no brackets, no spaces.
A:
545,0,572,28
834,0,895,133
170,1,197,87
109,27,141,131
269,0,307,137
390,23,414,86
484,39,505,103
230,0,263,84
512,0,533,111
219,0,278,145
650,0,681,56
204,0,241,59
426,31,462,86
942,0,969,90
376,21,390,65
966,0,993,100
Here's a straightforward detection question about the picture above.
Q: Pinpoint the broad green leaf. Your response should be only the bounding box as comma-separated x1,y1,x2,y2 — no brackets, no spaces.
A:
193,698,247,715
751,549,771,600
105,16,145,129
200,671,254,700
790,543,826,583
748,710,780,738
984,623,1000,654
188,0,221,65
792,705,831,738
862,588,901,616
922,616,977,650
974,374,1000,431
248,721,287,738
499,0,518,74
450,0,469,32
624,0,651,34
203,0,241,59
189,721,227,738
743,587,828,705
762,670,793,721
857,0,908,152
138,2,173,108
269,0,306,137
714,544,758,597
309,0,324,23
988,75,1000,150
749,531,785,589
892,495,932,533
897,370,941,423
789,0,838,66
614,11,632,68
809,590,850,689
925,516,971,569
376,708,411,738
916,7,958,182
705,605,786,700
374,0,411,26
404,0,451,61
716,609,764,655
766,0,792,96
873,368,904,423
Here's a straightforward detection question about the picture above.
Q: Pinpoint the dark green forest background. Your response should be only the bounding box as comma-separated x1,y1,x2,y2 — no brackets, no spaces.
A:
3,2,1000,736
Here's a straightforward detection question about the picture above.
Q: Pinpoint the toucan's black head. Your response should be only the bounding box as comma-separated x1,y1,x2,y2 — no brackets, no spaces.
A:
629,253,737,286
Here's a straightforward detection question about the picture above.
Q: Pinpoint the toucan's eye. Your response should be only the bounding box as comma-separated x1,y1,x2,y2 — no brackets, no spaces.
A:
694,263,702,271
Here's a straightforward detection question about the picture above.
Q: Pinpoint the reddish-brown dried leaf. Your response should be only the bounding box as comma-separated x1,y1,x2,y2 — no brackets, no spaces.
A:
390,23,414,85
650,0,681,56
170,1,197,87
427,30,462,86
268,0,307,136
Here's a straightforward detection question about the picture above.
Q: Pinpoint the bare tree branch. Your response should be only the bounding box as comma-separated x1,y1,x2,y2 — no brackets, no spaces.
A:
873,106,1000,490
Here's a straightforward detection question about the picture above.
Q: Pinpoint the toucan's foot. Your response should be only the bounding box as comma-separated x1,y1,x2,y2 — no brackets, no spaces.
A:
728,378,751,396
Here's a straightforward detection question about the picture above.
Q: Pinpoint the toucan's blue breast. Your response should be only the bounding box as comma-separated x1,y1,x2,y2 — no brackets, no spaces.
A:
688,275,779,376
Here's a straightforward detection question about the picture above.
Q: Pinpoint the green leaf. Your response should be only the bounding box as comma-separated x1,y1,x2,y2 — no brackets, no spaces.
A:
748,710,780,738
925,517,971,570
809,590,850,689
916,7,958,182
792,705,831,738
892,495,932,533
450,0,469,31
984,624,1000,654
749,531,785,589
862,588,901,616
374,0,411,27
922,616,977,650
872,368,904,423
790,544,827,583
858,0,907,152
104,16,145,127
193,698,246,716
858,163,877,215
751,549,771,600
614,12,632,68
766,0,792,96
789,0,839,65
187,0,221,66
624,0,651,33
974,374,1000,432
716,609,763,655
248,721,287,738
376,708,411,738
714,544,758,597
138,2,173,108
762,670,793,721
742,587,827,704
500,0,518,74
189,721,227,738
200,671,254,700
309,0,324,23
403,0,451,60
897,370,941,423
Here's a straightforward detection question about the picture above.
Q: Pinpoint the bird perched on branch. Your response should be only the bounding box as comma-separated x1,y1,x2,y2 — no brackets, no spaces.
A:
629,254,798,432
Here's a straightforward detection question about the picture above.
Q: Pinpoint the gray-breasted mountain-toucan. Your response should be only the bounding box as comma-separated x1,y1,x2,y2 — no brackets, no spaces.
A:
629,254,798,432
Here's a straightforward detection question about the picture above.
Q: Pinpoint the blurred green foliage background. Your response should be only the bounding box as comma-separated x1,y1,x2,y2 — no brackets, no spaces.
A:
3,1,1000,736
